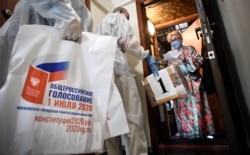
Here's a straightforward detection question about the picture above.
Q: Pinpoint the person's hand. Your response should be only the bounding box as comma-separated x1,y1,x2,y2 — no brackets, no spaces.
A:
178,54,185,61
118,37,126,46
58,19,82,43
146,54,159,77
117,37,126,52
171,60,179,65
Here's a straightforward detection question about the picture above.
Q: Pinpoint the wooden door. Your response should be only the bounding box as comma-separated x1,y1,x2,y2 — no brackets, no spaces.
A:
0,0,19,27
182,18,202,54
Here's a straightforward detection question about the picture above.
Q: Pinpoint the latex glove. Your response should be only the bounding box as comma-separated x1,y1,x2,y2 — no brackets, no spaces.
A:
117,37,125,46
58,19,82,43
146,54,159,77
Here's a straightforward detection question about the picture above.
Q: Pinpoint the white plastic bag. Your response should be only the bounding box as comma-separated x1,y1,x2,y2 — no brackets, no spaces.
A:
0,25,127,155
104,80,129,139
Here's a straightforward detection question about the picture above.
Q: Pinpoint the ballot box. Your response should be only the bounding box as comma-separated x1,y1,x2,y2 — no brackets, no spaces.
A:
142,64,188,107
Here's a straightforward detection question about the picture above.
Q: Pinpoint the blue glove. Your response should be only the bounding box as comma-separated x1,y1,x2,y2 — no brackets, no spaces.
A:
146,55,159,77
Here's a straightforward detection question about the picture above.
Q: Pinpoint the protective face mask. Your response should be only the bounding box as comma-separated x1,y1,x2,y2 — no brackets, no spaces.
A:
171,40,182,49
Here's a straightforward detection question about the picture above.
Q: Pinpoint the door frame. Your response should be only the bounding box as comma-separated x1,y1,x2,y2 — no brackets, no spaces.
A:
135,0,241,154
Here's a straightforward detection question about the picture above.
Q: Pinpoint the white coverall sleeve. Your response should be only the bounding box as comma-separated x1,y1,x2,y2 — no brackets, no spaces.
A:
118,36,149,59
30,0,81,28
96,13,149,59
30,0,85,42
117,16,149,59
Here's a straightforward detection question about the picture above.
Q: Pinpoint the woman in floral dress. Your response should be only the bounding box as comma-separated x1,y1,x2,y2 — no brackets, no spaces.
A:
165,30,215,139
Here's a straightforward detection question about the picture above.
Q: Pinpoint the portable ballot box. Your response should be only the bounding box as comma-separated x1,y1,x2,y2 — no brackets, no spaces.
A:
142,65,188,107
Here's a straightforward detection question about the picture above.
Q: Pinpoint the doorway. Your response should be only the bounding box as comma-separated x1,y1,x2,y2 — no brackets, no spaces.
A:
136,0,235,154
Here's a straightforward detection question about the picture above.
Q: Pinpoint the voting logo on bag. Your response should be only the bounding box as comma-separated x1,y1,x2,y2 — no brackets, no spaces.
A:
22,59,70,104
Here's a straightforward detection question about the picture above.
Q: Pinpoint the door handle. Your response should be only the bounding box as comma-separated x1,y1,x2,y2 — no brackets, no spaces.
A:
2,9,12,19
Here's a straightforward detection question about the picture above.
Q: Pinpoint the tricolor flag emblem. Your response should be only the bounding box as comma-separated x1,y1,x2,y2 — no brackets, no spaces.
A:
36,62,70,82
22,61,70,104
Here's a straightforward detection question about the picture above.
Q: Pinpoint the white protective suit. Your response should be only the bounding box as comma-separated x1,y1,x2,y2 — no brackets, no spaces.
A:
95,12,149,155
0,0,93,88
0,0,92,154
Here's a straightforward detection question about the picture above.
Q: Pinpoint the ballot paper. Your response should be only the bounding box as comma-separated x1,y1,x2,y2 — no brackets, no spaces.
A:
163,50,182,61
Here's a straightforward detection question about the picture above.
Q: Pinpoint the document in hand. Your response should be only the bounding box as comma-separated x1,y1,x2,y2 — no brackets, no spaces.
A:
163,49,182,62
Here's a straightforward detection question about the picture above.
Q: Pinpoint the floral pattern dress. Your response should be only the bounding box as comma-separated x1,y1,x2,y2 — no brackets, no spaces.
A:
172,45,215,139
